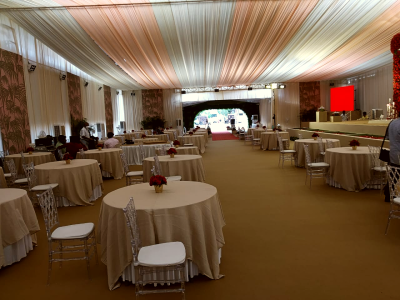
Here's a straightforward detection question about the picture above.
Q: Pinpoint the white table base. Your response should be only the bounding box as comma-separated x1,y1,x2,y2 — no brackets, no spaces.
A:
55,184,102,207
122,249,221,283
2,234,33,267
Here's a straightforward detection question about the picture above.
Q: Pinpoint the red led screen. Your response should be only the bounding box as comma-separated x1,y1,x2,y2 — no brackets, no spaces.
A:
330,85,354,111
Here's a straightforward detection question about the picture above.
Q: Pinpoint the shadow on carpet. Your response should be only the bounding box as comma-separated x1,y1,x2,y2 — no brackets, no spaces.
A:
212,132,239,141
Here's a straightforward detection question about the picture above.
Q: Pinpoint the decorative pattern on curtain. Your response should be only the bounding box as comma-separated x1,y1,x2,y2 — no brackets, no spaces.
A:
299,82,320,115
142,89,164,119
104,85,113,134
0,49,31,153
67,72,82,121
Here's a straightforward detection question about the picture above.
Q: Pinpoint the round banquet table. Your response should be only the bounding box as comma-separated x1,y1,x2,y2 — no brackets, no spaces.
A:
122,143,170,165
6,152,55,175
35,159,103,206
133,138,158,144
143,155,205,182
178,135,205,154
325,146,375,192
1,189,40,268
153,134,169,142
248,129,266,139
163,130,176,141
294,138,341,167
76,148,124,179
155,146,200,156
97,181,225,290
192,131,209,145
114,136,125,144
261,132,290,150
0,167,7,188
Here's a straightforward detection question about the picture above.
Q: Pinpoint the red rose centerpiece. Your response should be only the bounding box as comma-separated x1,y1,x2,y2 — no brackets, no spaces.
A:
123,131,127,134
97,143,104,150
26,147,34,154
189,132,194,135
149,174,167,193
311,133,319,140
262,126,266,130
173,140,180,148
142,134,146,139
167,147,177,158
132,130,134,132
63,153,73,164
349,139,360,150
140,127,144,130
256,124,260,128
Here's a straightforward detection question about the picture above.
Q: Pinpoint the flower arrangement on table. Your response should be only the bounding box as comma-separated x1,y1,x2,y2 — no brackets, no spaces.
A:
167,148,177,158
132,130,134,132
332,111,340,116
26,147,34,154
318,106,326,112
63,153,74,164
189,131,194,135
123,131,127,133
273,128,282,132
311,133,319,140
262,126,266,129
173,140,180,147
149,175,167,193
349,139,360,150
140,127,144,130
97,143,104,150
141,134,147,138
256,124,260,128
196,126,200,128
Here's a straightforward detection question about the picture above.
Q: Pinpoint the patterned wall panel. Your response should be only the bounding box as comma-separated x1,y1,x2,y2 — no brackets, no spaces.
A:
67,72,83,122
142,89,164,119
0,49,31,153
299,81,320,121
103,85,113,133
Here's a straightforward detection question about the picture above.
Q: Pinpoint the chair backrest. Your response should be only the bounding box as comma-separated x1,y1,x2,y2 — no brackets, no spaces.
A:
5,159,18,181
0,150,9,167
57,149,64,161
79,148,85,158
317,137,324,153
183,127,187,135
303,144,312,166
276,132,284,152
173,131,177,140
153,155,162,175
20,152,26,165
298,133,303,139
245,134,253,141
326,140,334,149
38,188,60,239
120,152,130,175
23,162,37,190
122,197,141,263
368,145,384,167
387,165,400,202
138,144,145,162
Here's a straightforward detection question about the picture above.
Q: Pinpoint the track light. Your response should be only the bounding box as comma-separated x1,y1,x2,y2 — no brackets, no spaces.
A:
181,90,186,94
59,73,66,80
27,61,36,72
279,84,286,89
214,88,219,92
131,92,135,96
271,83,278,89
248,87,253,91
265,84,271,89
84,81,89,87
98,86,102,91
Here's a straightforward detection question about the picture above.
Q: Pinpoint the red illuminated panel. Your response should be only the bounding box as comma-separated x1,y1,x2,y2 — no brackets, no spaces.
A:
330,85,354,111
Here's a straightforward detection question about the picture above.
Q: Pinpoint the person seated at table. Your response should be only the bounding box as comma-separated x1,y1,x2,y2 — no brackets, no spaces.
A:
56,135,67,155
341,110,348,121
104,132,119,148
358,111,369,120
56,140,87,159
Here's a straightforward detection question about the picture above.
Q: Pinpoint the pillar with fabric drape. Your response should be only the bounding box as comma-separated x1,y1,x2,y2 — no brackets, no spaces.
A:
275,82,300,130
163,89,183,128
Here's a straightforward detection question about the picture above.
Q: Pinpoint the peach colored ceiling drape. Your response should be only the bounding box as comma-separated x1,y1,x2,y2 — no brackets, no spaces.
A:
218,0,318,86
54,0,181,89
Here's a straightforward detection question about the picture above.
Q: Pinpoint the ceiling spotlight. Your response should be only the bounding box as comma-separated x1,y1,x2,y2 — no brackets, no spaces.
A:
98,86,102,91
84,81,89,87
271,83,278,89
27,61,36,72
59,73,66,80
181,90,186,94
214,88,219,92
131,92,135,96
265,84,271,89
248,87,253,91
279,84,286,89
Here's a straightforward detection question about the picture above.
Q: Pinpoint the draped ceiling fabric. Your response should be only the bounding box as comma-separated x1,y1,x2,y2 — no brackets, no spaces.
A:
0,0,400,89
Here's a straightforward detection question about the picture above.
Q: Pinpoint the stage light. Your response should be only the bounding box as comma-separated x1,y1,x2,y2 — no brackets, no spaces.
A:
28,62,36,72
84,81,89,87
98,86,102,91
265,84,271,89
248,87,253,91
59,73,66,80
214,88,219,92
279,84,286,89
271,83,278,89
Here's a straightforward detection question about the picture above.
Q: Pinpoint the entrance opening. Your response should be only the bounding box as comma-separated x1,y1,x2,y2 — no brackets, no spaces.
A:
194,108,249,132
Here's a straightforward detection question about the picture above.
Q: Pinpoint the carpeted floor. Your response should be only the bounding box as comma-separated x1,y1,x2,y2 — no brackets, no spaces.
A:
1,139,400,300
212,132,239,141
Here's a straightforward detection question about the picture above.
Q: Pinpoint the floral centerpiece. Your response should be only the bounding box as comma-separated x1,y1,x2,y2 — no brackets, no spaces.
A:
189,131,194,135
349,139,360,150
318,106,326,112
142,134,147,138
256,124,260,128
262,126,266,130
311,132,319,140
97,143,104,150
167,147,177,158
123,131,127,134
26,147,34,154
140,127,144,130
63,153,73,164
149,175,167,193
132,130,135,132
273,128,282,132
173,140,180,148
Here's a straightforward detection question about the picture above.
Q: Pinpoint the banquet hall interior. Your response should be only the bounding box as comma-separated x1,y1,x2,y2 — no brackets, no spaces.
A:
2,0,400,299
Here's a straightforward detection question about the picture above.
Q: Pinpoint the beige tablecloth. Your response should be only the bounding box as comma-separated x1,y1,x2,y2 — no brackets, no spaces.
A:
0,189,40,267
295,139,341,167
143,155,205,182
261,132,290,150
114,136,125,144
153,134,169,142
193,131,208,145
97,181,225,290
248,129,266,139
76,149,124,179
178,135,205,154
0,167,7,188
325,146,373,192
163,131,175,141
176,146,200,155
134,138,158,144
35,160,103,206
6,152,55,174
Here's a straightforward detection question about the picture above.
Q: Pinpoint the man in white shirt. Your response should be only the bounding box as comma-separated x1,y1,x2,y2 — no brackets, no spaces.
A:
341,110,348,121
104,132,119,148
80,121,91,148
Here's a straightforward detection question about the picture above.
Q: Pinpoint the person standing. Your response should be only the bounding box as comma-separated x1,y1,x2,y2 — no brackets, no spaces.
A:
341,110,348,121
80,121,92,149
384,118,400,202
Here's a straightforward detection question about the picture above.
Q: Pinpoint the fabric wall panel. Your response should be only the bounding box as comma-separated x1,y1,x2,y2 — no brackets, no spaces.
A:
142,89,164,120
67,72,83,122
104,85,113,134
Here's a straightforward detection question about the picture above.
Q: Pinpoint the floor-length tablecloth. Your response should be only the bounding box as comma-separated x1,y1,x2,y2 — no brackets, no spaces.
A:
163,131,175,141
143,155,205,182
325,146,374,192
6,152,55,174
114,136,125,144
193,131,209,145
1,189,40,268
0,167,7,188
76,149,124,179
178,135,205,154
122,144,171,165
97,181,225,290
35,160,103,206
295,139,341,167
153,134,169,142
155,146,200,156
261,132,290,150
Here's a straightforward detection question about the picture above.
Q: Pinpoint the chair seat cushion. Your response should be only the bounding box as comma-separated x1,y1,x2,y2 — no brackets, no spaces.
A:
253,138,261,141
320,152,325,155
138,242,186,267
373,166,386,172
51,223,94,240
183,144,194,146
167,176,182,181
394,197,400,205
32,183,59,191
281,150,296,153
4,173,11,178
15,178,28,184
127,171,143,176
309,162,330,167
281,139,288,142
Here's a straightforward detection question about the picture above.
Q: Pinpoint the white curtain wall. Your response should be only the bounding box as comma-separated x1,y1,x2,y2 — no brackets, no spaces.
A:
275,82,300,130
80,76,106,132
259,98,271,128
122,91,143,131
163,89,183,128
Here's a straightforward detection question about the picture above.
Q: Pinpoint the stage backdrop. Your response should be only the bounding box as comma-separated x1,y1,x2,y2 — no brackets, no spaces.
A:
67,72,83,122
0,49,31,153
103,85,113,133
142,89,164,119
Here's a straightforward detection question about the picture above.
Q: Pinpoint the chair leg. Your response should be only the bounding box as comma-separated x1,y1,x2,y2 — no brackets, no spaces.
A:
385,215,392,235
47,242,53,285
93,230,99,265
84,239,91,280
58,241,63,268
305,170,308,185
180,267,186,300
